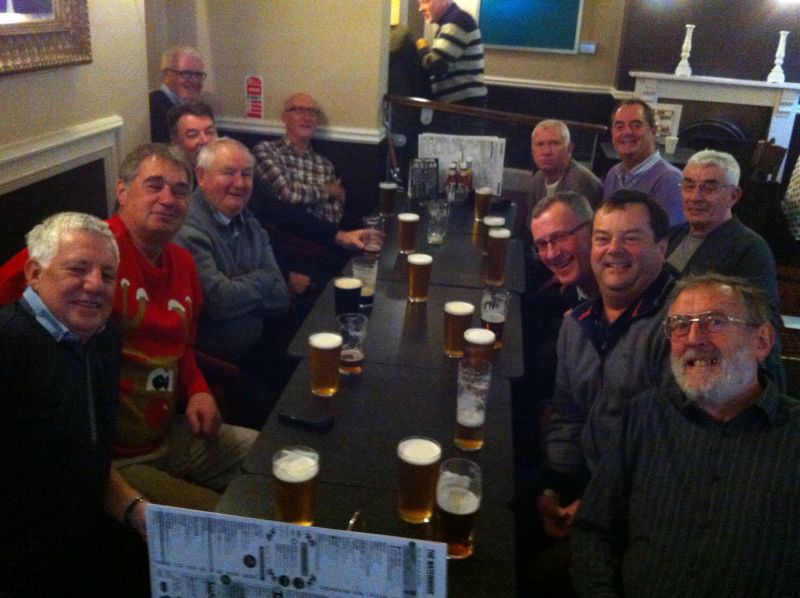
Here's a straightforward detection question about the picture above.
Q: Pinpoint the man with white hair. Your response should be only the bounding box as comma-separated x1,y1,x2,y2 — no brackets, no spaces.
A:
1,212,148,596
150,45,206,143
668,149,784,388
175,137,289,364
573,274,799,597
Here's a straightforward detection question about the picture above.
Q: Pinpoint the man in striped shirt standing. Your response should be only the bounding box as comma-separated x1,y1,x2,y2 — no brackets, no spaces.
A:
417,0,487,131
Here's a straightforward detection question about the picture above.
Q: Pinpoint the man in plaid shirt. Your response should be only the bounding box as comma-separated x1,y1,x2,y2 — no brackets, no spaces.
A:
253,93,347,225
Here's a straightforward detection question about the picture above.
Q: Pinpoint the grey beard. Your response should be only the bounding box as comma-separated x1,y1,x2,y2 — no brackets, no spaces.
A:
671,346,757,409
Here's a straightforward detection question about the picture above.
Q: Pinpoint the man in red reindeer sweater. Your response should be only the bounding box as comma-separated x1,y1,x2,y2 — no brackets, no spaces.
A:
0,144,256,512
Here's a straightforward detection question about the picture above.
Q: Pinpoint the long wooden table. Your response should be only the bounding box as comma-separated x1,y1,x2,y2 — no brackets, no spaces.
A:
216,196,523,597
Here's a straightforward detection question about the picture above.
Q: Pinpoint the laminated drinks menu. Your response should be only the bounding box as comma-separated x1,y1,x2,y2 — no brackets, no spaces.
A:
147,504,448,597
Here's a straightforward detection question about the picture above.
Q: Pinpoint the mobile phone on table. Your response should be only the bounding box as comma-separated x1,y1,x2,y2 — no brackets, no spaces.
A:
278,399,335,432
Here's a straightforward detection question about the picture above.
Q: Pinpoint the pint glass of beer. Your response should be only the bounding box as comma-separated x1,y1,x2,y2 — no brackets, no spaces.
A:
379,182,397,217
436,458,482,558
397,213,420,254
336,313,368,375
485,227,510,286
397,436,442,523
407,253,433,303
455,358,491,451
473,187,493,222
463,328,495,363
334,277,363,315
272,446,319,526
481,286,510,349
443,301,475,358
481,216,505,255
308,332,343,396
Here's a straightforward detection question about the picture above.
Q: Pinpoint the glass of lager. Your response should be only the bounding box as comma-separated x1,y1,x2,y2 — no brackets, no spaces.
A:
379,181,397,217
473,187,493,222
397,436,441,523
463,328,495,362
334,277,363,316
436,458,482,559
336,313,368,375
272,446,319,526
481,286,509,349
443,301,474,358
455,358,491,451
351,256,378,308
308,332,343,396
397,213,420,254
407,253,432,303
485,227,510,286
481,216,505,255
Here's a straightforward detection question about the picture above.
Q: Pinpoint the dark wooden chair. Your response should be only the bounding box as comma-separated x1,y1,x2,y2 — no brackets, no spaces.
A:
750,138,787,182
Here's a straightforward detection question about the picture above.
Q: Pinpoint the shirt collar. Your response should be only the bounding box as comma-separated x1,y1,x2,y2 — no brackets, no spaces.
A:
620,150,662,185
160,84,182,106
22,286,82,345
677,376,785,428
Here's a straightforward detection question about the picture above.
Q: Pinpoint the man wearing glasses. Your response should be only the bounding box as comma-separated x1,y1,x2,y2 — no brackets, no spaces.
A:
668,149,783,388
573,274,799,597
150,45,207,143
252,93,368,296
530,191,676,593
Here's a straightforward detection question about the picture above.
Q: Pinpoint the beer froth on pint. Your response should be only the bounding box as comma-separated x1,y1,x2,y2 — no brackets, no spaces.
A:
273,447,319,526
397,437,441,524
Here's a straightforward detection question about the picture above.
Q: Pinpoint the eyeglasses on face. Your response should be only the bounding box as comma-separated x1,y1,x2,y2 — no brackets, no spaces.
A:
680,180,733,195
165,69,207,81
662,311,756,339
533,221,589,255
285,106,320,117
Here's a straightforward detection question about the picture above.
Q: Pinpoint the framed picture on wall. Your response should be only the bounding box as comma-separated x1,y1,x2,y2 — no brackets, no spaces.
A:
0,0,91,75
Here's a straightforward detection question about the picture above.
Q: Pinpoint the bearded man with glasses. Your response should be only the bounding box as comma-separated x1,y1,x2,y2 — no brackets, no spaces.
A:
150,45,207,143
667,149,783,388
573,273,799,597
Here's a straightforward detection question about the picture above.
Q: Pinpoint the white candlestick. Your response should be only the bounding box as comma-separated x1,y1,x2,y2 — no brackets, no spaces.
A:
674,24,695,77
767,30,789,84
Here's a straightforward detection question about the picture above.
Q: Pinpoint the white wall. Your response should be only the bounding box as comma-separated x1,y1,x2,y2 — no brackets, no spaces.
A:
0,0,150,157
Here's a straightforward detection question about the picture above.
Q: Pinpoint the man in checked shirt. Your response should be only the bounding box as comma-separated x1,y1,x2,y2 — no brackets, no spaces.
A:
252,92,367,296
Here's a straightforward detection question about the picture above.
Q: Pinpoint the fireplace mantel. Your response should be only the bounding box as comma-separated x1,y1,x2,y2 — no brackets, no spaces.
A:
0,116,123,212
631,71,800,177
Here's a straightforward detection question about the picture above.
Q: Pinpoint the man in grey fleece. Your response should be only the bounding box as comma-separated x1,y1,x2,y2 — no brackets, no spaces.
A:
175,137,289,363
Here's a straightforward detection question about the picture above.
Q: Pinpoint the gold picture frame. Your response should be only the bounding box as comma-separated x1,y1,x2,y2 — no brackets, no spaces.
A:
0,0,91,76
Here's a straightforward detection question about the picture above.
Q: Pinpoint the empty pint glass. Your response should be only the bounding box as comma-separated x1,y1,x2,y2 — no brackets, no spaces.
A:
407,253,432,303
455,358,491,451
379,182,397,217
481,286,510,349
397,436,442,523
308,332,343,396
334,277,363,315
436,458,482,558
443,301,475,358
485,227,510,286
397,213,420,254
473,187,493,222
273,446,319,526
336,313,368,375
362,215,384,257
463,328,495,362
352,256,378,308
